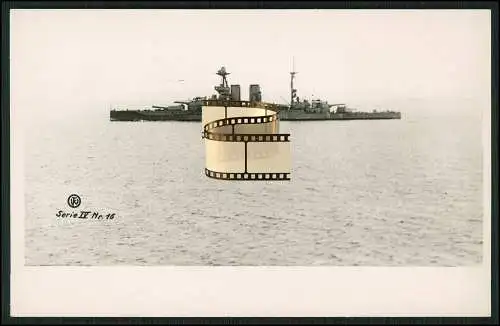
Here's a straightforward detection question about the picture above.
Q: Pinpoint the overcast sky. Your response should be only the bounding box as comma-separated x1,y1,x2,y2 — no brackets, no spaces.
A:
11,9,490,120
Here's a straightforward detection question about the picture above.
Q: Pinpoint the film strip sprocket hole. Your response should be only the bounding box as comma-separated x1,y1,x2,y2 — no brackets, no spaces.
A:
202,100,291,181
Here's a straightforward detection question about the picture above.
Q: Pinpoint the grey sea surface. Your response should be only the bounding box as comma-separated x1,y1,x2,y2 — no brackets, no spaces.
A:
24,110,483,266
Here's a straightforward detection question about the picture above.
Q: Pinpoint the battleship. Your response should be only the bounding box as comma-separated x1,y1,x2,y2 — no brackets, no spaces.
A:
110,66,401,121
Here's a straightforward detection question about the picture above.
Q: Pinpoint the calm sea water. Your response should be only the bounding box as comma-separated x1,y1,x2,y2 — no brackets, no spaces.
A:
24,110,484,266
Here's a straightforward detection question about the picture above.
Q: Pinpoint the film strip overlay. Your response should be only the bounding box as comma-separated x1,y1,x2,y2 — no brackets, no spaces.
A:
202,100,291,181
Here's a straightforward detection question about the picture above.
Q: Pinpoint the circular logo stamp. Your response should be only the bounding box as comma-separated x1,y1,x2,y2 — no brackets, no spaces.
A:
67,194,81,208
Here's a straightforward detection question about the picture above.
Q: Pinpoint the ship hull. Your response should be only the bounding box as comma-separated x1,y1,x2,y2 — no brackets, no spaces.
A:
110,109,401,122
110,110,201,122
278,110,401,121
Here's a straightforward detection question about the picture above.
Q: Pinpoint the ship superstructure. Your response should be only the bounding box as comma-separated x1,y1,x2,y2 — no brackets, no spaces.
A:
277,61,400,120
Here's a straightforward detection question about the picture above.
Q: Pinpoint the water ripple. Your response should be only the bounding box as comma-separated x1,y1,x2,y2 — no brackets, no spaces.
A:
24,114,483,266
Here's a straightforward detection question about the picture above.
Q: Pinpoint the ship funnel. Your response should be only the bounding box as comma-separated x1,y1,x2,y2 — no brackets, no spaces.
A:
249,84,262,102
230,85,241,101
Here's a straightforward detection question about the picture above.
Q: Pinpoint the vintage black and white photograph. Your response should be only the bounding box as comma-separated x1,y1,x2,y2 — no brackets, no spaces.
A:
13,9,488,269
